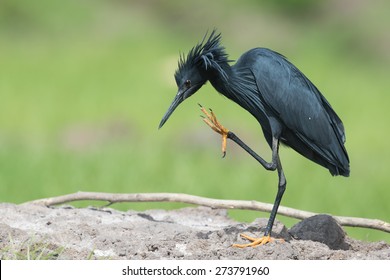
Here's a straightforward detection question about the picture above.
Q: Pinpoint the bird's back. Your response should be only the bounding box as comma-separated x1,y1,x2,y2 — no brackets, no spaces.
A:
233,48,350,176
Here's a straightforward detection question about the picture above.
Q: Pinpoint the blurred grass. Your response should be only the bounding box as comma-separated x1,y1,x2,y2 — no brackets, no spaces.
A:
0,0,389,243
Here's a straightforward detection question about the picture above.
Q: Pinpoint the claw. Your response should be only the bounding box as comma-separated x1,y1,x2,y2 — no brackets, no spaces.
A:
232,233,284,248
199,105,229,157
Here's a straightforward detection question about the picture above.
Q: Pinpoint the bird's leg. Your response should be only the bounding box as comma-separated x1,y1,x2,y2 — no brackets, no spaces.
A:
233,137,286,248
233,181,286,247
199,104,229,157
200,105,277,170
199,106,286,247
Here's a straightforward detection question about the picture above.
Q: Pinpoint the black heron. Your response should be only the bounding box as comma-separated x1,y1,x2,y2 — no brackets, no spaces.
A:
159,30,350,247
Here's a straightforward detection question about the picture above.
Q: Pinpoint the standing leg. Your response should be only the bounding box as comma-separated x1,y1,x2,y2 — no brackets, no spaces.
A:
264,137,286,236
233,137,286,247
200,106,286,247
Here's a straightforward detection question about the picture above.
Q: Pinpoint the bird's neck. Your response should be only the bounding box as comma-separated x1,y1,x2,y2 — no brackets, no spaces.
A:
207,62,247,105
207,62,234,96
208,62,260,116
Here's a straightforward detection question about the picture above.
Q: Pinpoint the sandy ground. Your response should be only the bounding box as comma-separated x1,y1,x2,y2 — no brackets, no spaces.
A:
0,203,389,260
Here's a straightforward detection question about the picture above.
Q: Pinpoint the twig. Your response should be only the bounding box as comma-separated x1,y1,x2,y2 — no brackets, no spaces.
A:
24,191,390,234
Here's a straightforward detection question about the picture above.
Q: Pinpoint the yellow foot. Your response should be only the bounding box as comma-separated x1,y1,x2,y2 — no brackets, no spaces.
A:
232,233,284,248
199,104,229,157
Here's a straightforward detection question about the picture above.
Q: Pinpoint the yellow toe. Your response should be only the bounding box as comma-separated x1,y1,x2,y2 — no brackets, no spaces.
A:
232,233,284,248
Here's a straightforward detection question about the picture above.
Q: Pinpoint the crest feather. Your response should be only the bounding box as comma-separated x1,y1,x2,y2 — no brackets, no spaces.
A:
175,30,232,82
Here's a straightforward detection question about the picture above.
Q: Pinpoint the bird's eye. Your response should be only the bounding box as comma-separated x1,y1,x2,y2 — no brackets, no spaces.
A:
185,80,191,88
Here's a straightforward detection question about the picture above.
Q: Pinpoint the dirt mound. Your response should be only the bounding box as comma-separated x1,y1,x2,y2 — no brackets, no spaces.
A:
0,203,388,259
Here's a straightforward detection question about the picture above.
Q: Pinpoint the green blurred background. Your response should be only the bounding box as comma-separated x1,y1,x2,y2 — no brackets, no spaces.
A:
1,0,389,243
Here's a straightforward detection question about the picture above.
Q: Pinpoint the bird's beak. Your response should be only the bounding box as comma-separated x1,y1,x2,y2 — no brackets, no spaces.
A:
159,83,203,129
158,89,185,129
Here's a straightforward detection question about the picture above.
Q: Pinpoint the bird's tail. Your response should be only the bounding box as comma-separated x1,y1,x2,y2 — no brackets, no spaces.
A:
309,136,350,177
283,130,350,177
328,143,350,177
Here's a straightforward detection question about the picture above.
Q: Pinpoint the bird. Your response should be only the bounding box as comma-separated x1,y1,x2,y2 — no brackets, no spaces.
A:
158,30,350,247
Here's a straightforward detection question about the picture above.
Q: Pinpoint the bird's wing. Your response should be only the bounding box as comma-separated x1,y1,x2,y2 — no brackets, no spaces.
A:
251,49,346,153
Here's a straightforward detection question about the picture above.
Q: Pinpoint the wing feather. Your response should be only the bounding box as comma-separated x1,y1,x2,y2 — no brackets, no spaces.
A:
244,48,349,174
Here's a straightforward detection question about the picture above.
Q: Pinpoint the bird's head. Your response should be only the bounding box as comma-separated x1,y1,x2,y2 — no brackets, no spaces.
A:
159,30,230,129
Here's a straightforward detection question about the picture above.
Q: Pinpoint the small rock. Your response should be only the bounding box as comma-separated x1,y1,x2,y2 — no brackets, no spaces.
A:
289,214,347,250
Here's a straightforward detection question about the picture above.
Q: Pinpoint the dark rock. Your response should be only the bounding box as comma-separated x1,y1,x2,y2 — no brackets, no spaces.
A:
289,214,348,250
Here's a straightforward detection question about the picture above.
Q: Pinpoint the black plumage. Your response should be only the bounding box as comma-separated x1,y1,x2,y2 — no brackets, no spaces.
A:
159,30,349,247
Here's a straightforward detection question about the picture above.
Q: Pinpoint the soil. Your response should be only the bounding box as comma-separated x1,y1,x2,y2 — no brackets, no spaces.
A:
0,203,389,260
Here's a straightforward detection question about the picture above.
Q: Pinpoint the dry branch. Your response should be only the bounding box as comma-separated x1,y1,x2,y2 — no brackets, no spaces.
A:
25,191,390,234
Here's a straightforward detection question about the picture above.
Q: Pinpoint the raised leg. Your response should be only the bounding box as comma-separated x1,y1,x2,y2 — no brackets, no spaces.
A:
200,105,287,247
199,104,229,157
